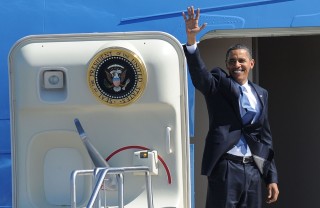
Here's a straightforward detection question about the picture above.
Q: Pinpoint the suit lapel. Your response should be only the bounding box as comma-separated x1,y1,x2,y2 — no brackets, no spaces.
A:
249,81,265,109
248,81,265,125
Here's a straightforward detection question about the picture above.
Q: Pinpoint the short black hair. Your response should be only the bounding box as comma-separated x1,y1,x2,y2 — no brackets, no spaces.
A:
225,44,253,60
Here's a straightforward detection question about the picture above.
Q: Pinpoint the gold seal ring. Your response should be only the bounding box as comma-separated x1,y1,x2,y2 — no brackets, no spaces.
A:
87,47,147,107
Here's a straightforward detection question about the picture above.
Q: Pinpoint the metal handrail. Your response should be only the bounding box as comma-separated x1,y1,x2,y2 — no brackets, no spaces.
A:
70,166,154,208
71,169,95,208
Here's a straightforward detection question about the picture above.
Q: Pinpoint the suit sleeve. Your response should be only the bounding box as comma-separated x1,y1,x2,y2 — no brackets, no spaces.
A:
261,91,279,184
183,45,223,95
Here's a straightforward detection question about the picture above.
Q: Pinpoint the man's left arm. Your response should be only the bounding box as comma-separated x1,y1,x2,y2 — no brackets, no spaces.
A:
261,91,278,183
262,90,279,203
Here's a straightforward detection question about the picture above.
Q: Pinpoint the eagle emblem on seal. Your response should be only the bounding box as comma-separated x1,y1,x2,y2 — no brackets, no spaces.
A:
104,64,130,92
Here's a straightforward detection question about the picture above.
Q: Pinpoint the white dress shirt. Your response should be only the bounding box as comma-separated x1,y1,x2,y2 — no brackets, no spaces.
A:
228,81,261,156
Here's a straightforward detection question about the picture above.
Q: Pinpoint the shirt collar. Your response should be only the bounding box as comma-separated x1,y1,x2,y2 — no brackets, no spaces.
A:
241,81,250,91
234,80,249,90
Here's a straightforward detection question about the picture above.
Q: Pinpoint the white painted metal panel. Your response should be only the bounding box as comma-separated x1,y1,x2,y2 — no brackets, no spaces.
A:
9,32,190,208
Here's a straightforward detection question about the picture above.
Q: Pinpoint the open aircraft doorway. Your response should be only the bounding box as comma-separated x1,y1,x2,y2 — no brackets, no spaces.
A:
192,28,320,208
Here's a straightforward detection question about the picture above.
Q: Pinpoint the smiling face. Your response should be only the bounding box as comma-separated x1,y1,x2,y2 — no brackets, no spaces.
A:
226,49,255,85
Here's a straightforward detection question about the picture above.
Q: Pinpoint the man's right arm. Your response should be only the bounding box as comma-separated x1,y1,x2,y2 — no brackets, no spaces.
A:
183,6,223,95
183,45,224,96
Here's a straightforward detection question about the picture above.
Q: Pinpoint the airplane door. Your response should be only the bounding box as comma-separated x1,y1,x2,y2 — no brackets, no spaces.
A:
9,32,190,208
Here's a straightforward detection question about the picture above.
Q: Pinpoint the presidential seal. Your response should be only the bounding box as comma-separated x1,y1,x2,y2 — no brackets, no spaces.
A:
88,47,147,106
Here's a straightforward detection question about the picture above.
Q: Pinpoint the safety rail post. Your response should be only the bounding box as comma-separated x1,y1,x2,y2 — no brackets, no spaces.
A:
70,169,95,208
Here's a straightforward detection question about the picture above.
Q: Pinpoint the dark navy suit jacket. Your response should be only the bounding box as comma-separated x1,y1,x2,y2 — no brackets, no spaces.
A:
184,46,278,184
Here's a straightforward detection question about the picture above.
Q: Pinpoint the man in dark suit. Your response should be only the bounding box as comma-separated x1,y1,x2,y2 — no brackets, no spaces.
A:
182,6,279,207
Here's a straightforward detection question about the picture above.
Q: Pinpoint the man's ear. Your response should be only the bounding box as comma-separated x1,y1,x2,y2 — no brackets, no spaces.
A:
250,59,255,69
